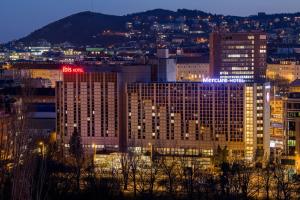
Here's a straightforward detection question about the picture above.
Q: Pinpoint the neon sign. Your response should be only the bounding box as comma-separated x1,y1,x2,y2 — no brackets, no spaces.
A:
62,66,84,73
203,78,245,83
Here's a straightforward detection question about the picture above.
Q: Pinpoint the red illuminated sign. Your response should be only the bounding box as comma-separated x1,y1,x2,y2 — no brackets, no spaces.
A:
62,66,84,73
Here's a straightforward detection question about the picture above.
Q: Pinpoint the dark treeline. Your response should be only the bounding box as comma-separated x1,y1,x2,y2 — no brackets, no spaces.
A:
1,140,300,200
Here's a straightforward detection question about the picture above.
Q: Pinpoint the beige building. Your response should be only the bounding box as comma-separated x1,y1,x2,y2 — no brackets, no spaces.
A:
28,68,62,87
270,97,285,152
176,57,210,81
267,61,300,82
126,82,271,162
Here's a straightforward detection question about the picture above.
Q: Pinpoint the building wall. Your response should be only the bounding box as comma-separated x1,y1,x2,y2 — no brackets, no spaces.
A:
285,93,300,156
284,93,300,172
267,62,300,82
29,69,63,87
176,63,210,81
210,32,267,82
126,82,270,161
56,72,120,153
0,115,12,160
270,98,285,150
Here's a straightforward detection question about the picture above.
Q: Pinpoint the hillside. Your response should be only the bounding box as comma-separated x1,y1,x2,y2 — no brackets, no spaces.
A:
16,9,300,46
19,11,129,46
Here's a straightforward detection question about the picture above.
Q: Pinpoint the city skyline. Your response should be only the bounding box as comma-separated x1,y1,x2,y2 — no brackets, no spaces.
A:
1,0,300,43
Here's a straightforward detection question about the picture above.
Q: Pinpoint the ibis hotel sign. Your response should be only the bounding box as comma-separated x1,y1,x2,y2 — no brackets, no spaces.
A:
62,66,84,73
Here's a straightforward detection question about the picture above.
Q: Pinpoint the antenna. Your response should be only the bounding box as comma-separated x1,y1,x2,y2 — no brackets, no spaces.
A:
90,0,94,12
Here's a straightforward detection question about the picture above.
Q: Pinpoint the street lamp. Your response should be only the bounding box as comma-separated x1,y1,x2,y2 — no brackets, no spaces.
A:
148,143,153,161
295,151,300,174
39,141,45,159
92,143,96,164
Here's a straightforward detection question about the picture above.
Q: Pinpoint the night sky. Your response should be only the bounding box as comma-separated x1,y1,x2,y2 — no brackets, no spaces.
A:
1,0,300,43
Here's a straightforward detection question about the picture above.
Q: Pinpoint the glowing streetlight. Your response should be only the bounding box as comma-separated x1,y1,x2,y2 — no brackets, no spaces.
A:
92,143,96,163
148,143,153,161
39,141,45,159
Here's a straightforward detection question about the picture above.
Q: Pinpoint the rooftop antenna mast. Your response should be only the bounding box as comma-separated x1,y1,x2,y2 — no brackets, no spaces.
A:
90,0,94,12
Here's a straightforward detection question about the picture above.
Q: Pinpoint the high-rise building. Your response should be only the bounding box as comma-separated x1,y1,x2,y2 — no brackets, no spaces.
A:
56,69,121,153
285,92,300,156
269,96,285,160
55,63,271,163
126,82,271,161
210,32,267,82
56,64,153,153
284,89,300,172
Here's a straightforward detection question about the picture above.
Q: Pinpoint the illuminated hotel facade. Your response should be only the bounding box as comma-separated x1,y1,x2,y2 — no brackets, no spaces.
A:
56,65,271,162
210,32,267,82
126,82,271,161
56,69,120,152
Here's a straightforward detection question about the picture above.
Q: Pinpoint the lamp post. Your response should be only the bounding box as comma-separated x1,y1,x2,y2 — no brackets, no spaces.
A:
39,141,45,159
148,143,153,161
92,143,96,164
295,151,300,174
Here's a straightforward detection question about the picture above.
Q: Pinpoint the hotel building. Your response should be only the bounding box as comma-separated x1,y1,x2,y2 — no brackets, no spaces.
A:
210,32,267,82
55,61,271,163
126,82,271,161
56,64,154,153
56,70,120,152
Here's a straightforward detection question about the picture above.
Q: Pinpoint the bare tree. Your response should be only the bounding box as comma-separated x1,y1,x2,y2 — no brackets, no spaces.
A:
119,153,130,191
128,151,140,197
158,156,179,195
273,164,297,200
147,158,160,196
261,163,275,200
69,128,84,191
10,82,37,200
233,162,257,199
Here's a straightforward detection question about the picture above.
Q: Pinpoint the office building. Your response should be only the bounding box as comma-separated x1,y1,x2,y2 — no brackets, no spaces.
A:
284,79,300,171
285,90,300,172
270,97,285,159
285,92,300,156
126,82,271,161
210,32,267,82
267,61,300,83
176,57,210,82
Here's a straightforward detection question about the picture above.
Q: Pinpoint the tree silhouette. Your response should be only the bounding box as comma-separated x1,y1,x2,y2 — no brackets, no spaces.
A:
69,128,84,191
